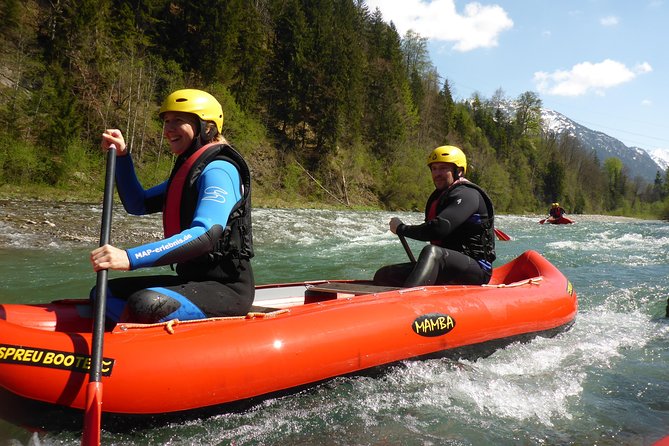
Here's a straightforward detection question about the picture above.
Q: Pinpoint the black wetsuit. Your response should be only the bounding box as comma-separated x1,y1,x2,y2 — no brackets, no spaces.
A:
374,179,496,287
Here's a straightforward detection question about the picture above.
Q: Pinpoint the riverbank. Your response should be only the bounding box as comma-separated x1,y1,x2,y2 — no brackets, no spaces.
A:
0,184,659,250
0,190,376,249
1,197,649,252
0,184,379,211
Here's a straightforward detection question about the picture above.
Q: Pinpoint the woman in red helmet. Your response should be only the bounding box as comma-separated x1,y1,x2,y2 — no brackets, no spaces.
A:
374,145,496,287
91,89,254,323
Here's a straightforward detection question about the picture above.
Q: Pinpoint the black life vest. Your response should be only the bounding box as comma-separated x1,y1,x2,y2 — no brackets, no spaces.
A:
424,180,496,264
163,142,254,266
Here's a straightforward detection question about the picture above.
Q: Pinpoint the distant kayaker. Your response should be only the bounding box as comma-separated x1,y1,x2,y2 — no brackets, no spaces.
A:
91,89,255,323
548,202,566,221
373,145,496,287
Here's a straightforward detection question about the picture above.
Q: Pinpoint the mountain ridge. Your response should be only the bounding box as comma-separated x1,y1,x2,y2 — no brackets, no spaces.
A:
540,108,665,183
646,148,669,172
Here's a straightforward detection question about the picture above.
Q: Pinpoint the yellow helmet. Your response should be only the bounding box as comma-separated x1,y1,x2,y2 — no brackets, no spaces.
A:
427,145,467,174
552,202,560,207
159,89,224,133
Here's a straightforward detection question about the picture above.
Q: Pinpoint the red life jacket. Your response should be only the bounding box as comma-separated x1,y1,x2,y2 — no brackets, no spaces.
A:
162,142,254,264
427,190,447,246
163,143,218,237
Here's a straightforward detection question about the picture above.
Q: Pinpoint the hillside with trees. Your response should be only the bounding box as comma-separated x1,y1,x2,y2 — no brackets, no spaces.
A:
1,0,667,218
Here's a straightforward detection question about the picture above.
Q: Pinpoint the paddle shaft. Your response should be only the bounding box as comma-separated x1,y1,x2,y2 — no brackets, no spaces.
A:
91,147,116,379
82,146,117,445
399,234,416,264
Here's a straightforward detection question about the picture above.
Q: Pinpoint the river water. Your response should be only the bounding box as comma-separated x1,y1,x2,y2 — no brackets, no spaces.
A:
0,201,668,445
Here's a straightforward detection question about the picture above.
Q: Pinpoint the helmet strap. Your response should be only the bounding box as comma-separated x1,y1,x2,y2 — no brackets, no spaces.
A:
197,120,207,144
198,120,218,144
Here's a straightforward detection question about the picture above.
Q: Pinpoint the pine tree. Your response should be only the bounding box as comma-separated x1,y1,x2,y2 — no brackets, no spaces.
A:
542,156,566,203
264,0,308,148
230,1,270,111
437,79,455,140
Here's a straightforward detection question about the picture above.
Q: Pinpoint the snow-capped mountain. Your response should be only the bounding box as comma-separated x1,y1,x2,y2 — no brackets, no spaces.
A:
541,109,665,183
647,148,669,172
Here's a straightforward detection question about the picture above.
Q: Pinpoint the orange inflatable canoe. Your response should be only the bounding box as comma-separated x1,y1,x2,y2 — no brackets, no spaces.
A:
539,216,575,224
0,250,576,425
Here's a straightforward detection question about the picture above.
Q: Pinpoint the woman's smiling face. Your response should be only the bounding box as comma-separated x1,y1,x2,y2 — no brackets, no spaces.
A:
162,111,199,155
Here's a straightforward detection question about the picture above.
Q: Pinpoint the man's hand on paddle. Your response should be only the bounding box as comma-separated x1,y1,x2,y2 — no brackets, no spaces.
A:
388,217,403,234
91,244,130,271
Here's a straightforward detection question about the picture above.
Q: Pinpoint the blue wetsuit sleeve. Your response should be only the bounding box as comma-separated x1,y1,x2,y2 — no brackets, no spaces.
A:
115,154,166,215
399,187,480,241
125,160,242,269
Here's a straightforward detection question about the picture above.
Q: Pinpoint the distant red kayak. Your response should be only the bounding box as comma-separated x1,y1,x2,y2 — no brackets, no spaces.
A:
539,216,574,225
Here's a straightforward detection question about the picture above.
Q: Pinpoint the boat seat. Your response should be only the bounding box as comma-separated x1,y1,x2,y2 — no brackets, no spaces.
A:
248,305,281,313
304,282,400,303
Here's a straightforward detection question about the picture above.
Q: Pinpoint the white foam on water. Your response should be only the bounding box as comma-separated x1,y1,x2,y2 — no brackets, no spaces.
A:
253,208,410,253
546,230,669,266
0,220,37,247
332,300,665,433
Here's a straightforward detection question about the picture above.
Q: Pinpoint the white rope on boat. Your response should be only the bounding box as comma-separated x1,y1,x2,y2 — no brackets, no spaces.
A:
483,276,544,288
115,309,291,334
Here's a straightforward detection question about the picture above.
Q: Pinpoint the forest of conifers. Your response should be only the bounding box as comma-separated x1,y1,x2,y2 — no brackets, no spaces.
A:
1,0,668,218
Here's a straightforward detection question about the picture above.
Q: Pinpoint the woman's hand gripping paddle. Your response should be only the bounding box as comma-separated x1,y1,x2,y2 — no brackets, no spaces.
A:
82,145,117,446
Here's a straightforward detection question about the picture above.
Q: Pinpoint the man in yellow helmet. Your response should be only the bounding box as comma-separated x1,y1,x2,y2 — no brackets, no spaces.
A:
91,89,255,323
374,145,496,287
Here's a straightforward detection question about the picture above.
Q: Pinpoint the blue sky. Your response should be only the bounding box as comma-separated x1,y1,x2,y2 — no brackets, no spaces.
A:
365,0,668,156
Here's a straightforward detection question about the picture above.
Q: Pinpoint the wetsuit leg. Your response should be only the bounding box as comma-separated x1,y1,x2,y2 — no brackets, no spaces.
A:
125,287,205,323
404,245,490,287
179,261,255,317
373,262,415,287
96,275,187,323
403,245,442,286
172,279,254,317
105,292,127,322
89,286,128,324
100,272,255,323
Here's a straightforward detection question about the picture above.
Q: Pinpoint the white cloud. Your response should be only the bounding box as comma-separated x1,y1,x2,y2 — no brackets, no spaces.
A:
641,99,652,106
364,0,513,51
533,59,653,97
600,15,619,26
